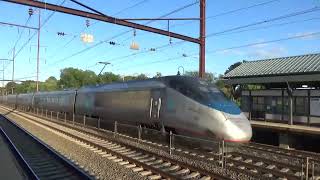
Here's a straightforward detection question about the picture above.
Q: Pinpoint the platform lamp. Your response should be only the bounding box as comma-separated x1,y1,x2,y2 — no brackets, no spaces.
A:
177,66,184,76
98,61,111,76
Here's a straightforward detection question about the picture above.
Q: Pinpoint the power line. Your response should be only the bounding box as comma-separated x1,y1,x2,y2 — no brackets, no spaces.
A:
116,32,320,71
48,0,199,66
47,0,153,59
210,17,320,37
112,0,151,16
207,31,320,54
207,6,320,37
12,15,32,50
171,0,280,28
108,41,185,63
13,0,67,59
207,0,280,19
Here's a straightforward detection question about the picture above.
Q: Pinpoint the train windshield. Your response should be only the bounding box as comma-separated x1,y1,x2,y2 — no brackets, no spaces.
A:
199,80,241,114
168,77,241,114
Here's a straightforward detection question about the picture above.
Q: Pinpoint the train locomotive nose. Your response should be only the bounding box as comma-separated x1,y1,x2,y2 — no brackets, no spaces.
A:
209,101,252,142
223,114,252,142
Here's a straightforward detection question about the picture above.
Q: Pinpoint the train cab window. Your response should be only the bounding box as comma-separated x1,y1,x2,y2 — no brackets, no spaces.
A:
169,80,199,100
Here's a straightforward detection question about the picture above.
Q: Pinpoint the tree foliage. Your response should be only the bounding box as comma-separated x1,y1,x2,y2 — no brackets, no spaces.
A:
153,72,162,78
98,72,121,84
184,71,216,83
59,68,98,88
5,67,151,94
224,61,246,75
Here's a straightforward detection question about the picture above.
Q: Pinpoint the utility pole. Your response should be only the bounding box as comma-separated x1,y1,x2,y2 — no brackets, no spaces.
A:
36,8,41,92
199,0,206,78
12,47,15,94
0,58,13,95
2,61,4,95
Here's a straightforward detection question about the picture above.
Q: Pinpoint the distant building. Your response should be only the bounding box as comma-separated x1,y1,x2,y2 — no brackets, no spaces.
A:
223,53,320,126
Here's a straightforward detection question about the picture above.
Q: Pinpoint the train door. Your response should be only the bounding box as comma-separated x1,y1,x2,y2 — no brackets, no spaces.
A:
149,89,163,125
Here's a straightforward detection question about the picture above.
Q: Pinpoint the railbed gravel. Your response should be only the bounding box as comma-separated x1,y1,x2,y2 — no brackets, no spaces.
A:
2,107,254,180
0,108,147,180
35,114,254,180
80,127,255,180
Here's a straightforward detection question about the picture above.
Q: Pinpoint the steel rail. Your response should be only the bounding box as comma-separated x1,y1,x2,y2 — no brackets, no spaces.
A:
231,151,320,178
247,142,320,161
6,108,232,180
0,115,93,180
224,156,301,180
5,105,320,179
0,127,39,180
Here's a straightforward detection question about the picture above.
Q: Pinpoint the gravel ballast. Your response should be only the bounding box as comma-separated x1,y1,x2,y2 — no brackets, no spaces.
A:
1,106,256,179
0,108,146,180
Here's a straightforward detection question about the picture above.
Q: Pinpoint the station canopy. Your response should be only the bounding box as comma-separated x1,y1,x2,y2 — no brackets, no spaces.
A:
223,53,320,88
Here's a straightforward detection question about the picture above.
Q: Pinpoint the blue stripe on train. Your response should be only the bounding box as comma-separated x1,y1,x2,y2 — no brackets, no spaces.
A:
208,101,241,115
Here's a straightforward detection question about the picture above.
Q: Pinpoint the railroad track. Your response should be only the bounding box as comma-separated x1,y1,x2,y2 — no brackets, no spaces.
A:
0,115,92,180
3,106,320,180
2,108,231,180
245,142,320,161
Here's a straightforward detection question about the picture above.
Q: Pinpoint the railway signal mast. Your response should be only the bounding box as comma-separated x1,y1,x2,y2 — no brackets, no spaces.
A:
1,0,206,78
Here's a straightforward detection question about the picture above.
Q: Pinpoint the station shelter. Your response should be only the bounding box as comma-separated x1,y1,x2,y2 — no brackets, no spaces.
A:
223,53,320,127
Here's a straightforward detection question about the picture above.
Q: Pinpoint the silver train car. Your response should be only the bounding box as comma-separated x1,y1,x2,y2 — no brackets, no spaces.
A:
0,76,252,142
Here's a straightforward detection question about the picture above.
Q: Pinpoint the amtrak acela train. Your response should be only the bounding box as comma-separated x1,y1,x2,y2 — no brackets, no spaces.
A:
0,76,252,142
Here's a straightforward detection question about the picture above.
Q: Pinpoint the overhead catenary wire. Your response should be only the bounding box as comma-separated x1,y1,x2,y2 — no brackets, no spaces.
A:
13,0,67,60
47,0,152,58
209,17,320,37
115,31,320,71
87,0,294,70
12,15,32,51
48,0,199,66
171,0,280,28
207,31,320,54
206,6,320,37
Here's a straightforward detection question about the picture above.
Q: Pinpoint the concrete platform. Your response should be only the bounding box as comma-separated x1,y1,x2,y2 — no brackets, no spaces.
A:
0,131,26,180
251,120,320,135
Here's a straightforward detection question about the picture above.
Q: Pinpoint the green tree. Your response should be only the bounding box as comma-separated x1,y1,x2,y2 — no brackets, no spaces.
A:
40,76,58,91
98,72,121,84
184,71,216,83
134,73,148,80
153,72,162,78
59,68,98,88
224,61,246,75
15,80,36,93
123,73,148,81
5,82,17,94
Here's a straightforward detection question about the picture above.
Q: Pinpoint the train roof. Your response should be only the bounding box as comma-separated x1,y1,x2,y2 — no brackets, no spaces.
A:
78,75,201,91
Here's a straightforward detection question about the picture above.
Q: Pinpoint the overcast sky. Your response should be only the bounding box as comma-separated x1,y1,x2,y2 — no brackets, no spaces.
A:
0,0,319,85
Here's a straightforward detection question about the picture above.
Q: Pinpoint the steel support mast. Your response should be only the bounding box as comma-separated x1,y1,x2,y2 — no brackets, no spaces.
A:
36,8,41,92
199,0,206,78
1,0,206,78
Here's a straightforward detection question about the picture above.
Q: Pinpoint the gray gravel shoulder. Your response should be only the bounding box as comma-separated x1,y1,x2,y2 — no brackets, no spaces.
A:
0,108,147,180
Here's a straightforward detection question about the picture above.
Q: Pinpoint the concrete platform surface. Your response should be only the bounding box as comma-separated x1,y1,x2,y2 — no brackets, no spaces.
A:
251,120,320,135
0,130,26,180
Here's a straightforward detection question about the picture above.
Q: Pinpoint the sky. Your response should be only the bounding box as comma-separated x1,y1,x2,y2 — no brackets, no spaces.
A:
0,0,319,85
